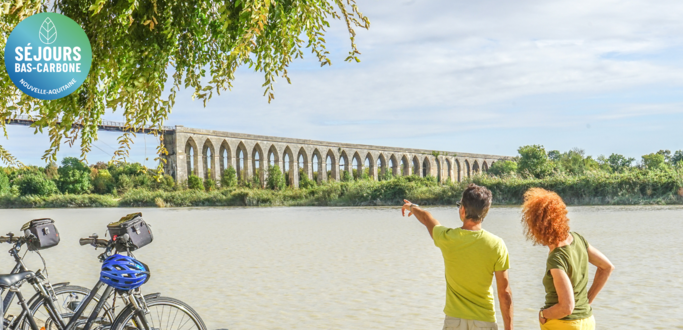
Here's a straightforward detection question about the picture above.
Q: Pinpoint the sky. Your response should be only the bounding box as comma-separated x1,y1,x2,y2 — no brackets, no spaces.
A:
4,0,683,166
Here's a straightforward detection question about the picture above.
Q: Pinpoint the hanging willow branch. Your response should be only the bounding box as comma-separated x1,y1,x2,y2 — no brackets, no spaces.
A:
0,0,370,171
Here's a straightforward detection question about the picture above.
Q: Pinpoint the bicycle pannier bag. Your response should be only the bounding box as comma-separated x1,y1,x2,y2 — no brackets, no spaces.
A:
107,212,153,251
21,218,60,251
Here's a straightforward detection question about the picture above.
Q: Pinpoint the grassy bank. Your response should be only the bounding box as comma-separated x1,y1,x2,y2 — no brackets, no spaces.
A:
1,172,681,208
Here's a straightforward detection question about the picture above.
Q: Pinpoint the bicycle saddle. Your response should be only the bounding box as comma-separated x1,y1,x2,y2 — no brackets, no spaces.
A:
0,272,34,288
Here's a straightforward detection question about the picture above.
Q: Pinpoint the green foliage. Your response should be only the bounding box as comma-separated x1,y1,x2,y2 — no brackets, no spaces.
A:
204,178,216,191
160,174,176,191
0,0,370,166
188,175,203,190
116,174,134,193
267,165,286,190
45,162,58,179
92,169,116,194
299,169,317,189
642,153,668,171
57,157,92,194
378,170,394,181
252,170,262,188
517,145,553,178
488,160,517,177
672,150,683,166
221,166,238,188
603,153,635,173
0,169,9,196
341,171,353,182
14,172,59,197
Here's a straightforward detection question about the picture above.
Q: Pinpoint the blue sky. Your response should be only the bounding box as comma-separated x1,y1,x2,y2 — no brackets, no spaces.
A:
4,0,683,165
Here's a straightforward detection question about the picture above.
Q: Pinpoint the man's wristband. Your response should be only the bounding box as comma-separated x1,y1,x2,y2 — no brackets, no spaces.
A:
539,309,545,319
410,204,419,211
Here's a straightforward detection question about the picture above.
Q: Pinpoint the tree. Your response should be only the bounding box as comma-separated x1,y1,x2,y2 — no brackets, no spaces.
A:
266,165,286,190
221,166,238,188
672,150,683,166
14,172,59,196
92,169,116,194
0,0,370,166
604,153,634,173
547,150,561,162
488,160,517,177
517,145,553,178
641,153,667,171
57,157,92,194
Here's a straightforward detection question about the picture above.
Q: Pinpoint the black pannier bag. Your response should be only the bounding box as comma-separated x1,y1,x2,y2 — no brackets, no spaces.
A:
21,218,60,251
107,212,153,251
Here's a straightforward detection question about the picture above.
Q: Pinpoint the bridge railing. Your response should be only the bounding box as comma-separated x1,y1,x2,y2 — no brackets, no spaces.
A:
6,114,175,132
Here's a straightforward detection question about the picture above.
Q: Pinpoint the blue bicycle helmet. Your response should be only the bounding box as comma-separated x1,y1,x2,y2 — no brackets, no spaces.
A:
100,254,150,291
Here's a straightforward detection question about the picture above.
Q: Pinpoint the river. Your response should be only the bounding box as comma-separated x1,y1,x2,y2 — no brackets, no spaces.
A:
1,206,682,329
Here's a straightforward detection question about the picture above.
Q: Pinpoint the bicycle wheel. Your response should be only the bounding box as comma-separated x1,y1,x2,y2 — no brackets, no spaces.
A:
23,285,114,330
111,296,206,330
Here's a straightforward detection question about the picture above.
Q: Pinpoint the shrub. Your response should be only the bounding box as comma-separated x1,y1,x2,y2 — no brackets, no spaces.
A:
116,174,134,193
204,178,216,191
488,160,517,177
188,175,203,190
299,169,316,189
161,174,175,190
57,157,92,194
92,169,116,194
252,170,262,188
267,165,286,190
14,172,59,196
221,166,237,188
341,171,353,182
0,169,9,195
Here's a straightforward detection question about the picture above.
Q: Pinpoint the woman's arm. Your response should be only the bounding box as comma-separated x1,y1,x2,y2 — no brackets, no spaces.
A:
539,269,574,323
586,245,615,304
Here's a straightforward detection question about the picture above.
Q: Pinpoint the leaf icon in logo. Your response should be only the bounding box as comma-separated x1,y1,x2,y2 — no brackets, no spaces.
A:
39,17,57,44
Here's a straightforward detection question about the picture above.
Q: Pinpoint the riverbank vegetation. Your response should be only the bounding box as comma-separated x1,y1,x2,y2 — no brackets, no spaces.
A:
1,146,682,208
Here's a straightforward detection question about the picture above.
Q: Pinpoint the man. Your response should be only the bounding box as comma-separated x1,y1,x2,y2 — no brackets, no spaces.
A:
402,183,513,330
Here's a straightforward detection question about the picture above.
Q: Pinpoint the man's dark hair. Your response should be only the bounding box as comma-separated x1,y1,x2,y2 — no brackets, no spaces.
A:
461,183,492,222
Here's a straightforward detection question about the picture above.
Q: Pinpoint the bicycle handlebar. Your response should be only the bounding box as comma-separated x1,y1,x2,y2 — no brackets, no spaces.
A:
0,236,21,244
79,238,110,248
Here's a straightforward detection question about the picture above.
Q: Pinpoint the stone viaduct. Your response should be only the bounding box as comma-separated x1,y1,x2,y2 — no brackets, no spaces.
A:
162,126,511,187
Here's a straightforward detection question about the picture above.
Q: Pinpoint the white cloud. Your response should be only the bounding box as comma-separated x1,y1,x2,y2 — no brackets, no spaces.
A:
5,0,683,164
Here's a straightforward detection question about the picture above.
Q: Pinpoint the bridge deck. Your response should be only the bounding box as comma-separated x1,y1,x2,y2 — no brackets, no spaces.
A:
5,115,174,133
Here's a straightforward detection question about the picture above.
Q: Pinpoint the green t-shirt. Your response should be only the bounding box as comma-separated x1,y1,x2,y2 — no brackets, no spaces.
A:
432,225,510,323
543,232,593,320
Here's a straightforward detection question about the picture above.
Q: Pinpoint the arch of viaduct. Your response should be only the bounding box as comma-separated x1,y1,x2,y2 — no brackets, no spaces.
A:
162,126,511,188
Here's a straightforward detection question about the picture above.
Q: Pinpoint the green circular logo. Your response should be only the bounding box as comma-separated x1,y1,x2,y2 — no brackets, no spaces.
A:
4,13,92,100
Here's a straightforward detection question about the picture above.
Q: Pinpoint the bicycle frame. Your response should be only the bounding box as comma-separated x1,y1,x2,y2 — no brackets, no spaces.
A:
2,239,154,330
2,242,72,320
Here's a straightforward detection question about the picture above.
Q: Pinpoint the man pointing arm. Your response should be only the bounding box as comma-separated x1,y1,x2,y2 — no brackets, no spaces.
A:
402,183,513,330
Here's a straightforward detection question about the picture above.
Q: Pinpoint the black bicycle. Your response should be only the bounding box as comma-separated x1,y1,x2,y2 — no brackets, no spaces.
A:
1,230,113,330
1,215,206,330
77,233,206,330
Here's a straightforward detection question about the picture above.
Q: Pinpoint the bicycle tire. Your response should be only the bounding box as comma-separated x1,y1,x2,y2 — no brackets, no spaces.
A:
110,296,206,330
21,285,114,330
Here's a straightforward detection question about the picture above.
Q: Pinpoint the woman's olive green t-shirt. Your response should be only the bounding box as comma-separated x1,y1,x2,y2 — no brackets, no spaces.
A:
542,232,593,320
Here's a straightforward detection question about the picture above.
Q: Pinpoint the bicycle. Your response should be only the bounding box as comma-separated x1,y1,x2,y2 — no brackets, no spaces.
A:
0,232,112,330
77,233,206,330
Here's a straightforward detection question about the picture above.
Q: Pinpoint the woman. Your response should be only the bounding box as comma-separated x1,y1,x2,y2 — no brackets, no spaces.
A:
521,188,614,330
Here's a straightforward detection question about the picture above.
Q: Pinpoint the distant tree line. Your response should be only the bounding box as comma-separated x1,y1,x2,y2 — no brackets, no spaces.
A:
488,146,683,178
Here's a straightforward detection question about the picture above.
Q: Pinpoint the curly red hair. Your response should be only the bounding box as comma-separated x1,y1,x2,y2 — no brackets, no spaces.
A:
521,188,570,246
